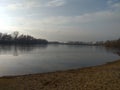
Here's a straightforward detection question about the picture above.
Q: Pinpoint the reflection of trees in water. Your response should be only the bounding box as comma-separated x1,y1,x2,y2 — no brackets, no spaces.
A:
66,45,92,48
0,45,48,56
66,45,120,56
105,47,120,56
116,52,120,56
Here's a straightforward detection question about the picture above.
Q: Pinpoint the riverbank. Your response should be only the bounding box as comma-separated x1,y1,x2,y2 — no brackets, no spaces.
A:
0,59,120,90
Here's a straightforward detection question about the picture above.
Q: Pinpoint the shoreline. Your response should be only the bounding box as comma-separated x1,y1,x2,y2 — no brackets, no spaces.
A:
0,59,120,90
0,60,117,78
0,59,119,78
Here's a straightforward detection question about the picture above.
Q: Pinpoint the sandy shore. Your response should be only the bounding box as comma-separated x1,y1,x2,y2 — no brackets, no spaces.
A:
0,59,120,90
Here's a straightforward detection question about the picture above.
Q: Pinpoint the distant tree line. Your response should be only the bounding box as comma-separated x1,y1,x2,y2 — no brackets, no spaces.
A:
0,31,48,45
65,41,93,45
104,38,120,48
57,38,120,49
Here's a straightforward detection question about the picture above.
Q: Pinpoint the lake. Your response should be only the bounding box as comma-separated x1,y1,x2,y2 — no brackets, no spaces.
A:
0,45,119,76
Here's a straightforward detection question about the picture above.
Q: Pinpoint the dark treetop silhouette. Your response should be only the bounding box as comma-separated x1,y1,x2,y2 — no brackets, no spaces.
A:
104,38,120,49
0,31,48,45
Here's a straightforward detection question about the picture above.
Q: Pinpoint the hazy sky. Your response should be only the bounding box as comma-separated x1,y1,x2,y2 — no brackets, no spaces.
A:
0,0,120,42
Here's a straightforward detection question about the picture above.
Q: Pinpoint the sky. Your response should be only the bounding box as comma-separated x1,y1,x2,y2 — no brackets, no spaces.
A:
0,0,120,42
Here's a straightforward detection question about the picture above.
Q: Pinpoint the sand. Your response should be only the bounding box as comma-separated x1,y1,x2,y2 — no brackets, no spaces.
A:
0,59,120,90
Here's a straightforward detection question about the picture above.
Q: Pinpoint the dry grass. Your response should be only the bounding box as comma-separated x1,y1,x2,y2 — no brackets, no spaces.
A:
0,59,120,90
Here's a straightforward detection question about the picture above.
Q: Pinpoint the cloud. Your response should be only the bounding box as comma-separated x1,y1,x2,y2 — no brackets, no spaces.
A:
10,9,119,31
35,11,119,25
1,3,119,41
107,0,120,9
6,1,42,10
46,0,66,7
5,0,66,10
107,0,114,5
107,0,118,5
111,2,120,8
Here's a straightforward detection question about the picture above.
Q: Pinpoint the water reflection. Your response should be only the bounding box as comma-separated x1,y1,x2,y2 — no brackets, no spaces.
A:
0,45,120,56
0,45,48,56
0,44,87,55
105,47,120,56
0,45,119,76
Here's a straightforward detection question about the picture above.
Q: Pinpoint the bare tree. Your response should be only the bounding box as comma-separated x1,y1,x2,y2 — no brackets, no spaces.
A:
12,31,19,40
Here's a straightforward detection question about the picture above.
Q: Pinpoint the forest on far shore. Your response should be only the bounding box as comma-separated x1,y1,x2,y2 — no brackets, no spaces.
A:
0,31,48,45
104,38,120,48
0,31,120,49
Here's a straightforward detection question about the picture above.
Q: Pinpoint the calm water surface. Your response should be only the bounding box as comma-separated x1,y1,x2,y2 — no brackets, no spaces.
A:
0,45,119,76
